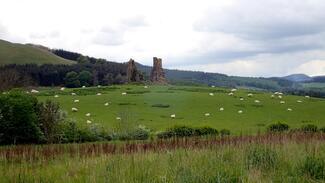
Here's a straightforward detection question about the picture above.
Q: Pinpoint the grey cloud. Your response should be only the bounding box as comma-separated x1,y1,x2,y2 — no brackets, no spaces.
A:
194,0,325,40
93,26,125,46
93,15,147,46
29,30,60,39
188,0,325,66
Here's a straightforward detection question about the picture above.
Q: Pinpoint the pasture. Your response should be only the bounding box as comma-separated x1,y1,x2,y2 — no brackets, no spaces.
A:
35,85,325,134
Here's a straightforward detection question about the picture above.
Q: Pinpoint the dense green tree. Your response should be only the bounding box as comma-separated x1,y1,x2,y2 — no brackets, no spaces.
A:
64,71,80,88
78,70,92,86
0,92,43,145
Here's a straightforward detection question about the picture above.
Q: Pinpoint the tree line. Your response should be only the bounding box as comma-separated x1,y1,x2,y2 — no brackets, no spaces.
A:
0,49,134,90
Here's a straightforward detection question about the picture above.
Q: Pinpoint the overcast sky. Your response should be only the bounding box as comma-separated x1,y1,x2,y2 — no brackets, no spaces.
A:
1,0,325,77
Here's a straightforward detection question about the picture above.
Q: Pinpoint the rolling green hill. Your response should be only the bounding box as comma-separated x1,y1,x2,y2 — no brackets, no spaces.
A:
0,39,75,65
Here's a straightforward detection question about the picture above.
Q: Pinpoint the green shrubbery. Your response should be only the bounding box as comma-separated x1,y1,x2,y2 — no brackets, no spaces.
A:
157,126,220,139
267,122,290,132
300,124,318,133
300,156,325,180
0,91,42,145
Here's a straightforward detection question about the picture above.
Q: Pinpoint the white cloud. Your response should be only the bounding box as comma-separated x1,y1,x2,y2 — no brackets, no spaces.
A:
290,60,325,76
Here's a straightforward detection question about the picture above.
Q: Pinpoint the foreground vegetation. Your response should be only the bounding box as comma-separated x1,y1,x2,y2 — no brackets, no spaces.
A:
1,133,325,182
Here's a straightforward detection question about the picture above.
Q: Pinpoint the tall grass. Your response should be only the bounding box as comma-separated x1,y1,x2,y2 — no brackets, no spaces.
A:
1,132,325,182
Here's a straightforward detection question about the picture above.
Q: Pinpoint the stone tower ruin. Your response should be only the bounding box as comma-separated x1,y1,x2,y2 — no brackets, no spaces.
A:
150,57,167,84
126,58,140,82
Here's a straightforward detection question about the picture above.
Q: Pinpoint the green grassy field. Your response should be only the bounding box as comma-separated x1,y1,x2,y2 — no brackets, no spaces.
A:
0,39,74,65
35,85,325,134
1,134,325,182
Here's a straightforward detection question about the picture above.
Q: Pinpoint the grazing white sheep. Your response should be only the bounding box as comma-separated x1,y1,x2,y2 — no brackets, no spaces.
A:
170,114,176,118
238,110,243,114
287,108,292,111
31,89,39,93
25,91,30,94
240,98,244,101
71,93,76,96
82,86,86,88
254,100,260,103
2,92,6,95
86,120,92,124
247,93,253,97
297,100,302,103
274,92,279,95
271,95,275,98
228,92,234,96
116,117,121,120
74,99,79,103
60,87,65,91
97,85,101,88
219,107,224,111
204,113,210,117
209,93,214,96
278,92,283,95
104,102,109,106
54,95,59,98
280,101,285,104
231,88,237,92
122,92,127,95
71,107,78,112
144,86,148,89
278,95,283,99
305,95,310,98
97,93,102,96
211,85,215,88
86,113,91,117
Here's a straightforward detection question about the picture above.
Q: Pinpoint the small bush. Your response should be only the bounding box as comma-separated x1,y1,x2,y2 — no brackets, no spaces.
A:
246,146,278,170
300,156,325,180
115,125,150,141
194,126,218,136
319,127,325,133
267,122,289,133
156,126,219,139
171,126,195,137
220,129,231,136
156,131,174,139
300,124,318,133
151,104,170,108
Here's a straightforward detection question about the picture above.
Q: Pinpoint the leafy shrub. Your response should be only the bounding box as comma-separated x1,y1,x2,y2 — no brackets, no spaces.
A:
246,146,278,170
300,124,318,133
320,127,325,133
38,100,66,143
220,129,231,136
194,126,218,136
151,104,170,108
61,121,112,143
170,126,195,137
267,122,289,133
300,156,325,180
156,131,175,139
115,125,150,141
157,126,219,139
0,92,43,145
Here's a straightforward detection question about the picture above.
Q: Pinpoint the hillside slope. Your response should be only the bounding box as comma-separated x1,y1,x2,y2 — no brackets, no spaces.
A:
283,74,312,82
0,39,75,65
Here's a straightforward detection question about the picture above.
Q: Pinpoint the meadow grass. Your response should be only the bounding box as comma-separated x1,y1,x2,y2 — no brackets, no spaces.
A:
1,133,325,182
35,85,325,134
